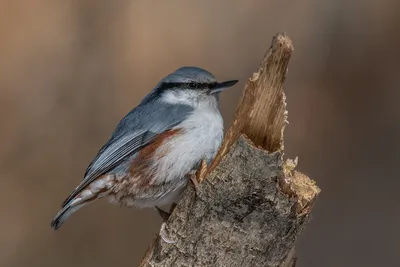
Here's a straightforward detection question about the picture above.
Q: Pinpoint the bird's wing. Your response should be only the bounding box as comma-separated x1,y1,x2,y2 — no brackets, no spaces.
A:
61,101,193,207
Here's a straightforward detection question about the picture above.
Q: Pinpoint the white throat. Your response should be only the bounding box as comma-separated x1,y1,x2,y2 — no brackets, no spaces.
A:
161,90,218,109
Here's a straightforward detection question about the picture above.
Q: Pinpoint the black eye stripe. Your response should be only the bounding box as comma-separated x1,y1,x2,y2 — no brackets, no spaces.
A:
159,82,217,90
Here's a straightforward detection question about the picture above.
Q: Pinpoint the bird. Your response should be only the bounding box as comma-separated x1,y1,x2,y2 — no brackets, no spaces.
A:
50,66,238,241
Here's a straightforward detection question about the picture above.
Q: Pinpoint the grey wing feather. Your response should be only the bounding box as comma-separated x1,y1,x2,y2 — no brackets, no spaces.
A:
61,99,192,207
84,129,151,178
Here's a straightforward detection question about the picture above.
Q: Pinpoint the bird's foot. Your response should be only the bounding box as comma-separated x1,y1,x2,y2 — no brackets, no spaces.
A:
159,221,176,244
190,174,200,189
156,204,178,244
159,222,176,244
189,159,207,192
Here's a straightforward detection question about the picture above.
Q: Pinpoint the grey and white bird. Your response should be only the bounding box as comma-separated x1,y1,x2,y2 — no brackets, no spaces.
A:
50,66,238,239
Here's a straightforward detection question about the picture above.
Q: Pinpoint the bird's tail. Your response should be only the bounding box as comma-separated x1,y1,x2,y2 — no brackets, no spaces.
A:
50,175,115,230
50,197,89,230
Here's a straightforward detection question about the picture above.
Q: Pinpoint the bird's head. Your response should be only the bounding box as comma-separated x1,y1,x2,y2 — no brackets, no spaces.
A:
154,66,238,107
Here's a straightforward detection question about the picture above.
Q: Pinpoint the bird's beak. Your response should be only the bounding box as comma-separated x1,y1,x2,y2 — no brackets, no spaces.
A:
210,80,239,94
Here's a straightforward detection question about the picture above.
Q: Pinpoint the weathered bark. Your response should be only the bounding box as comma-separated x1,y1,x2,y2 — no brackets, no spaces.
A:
139,34,320,267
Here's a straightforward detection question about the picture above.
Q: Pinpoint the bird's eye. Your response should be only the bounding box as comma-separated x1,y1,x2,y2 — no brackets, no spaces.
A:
189,82,196,89
209,82,217,89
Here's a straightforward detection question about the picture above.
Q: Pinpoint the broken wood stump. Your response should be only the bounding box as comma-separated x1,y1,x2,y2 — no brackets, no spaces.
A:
139,33,320,267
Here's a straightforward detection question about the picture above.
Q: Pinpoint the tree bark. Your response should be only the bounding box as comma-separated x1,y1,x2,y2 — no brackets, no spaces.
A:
139,33,320,267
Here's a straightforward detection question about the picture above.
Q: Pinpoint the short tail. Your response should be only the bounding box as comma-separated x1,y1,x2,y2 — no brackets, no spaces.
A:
50,188,98,230
50,199,88,230
51,175,114,230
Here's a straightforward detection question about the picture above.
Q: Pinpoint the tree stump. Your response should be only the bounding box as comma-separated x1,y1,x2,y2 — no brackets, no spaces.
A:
139,33,320,267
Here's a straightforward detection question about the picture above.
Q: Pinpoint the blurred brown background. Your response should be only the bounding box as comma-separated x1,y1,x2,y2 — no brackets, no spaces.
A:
1,1,399,266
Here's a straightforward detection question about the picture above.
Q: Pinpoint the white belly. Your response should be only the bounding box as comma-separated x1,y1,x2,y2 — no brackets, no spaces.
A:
153,105,224,185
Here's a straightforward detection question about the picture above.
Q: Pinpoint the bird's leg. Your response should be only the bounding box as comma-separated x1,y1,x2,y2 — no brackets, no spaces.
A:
189,173,200,189
155,202,178,220
156,203,178,244
156,206,170,221
189,159,207,191
157,160,208,244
